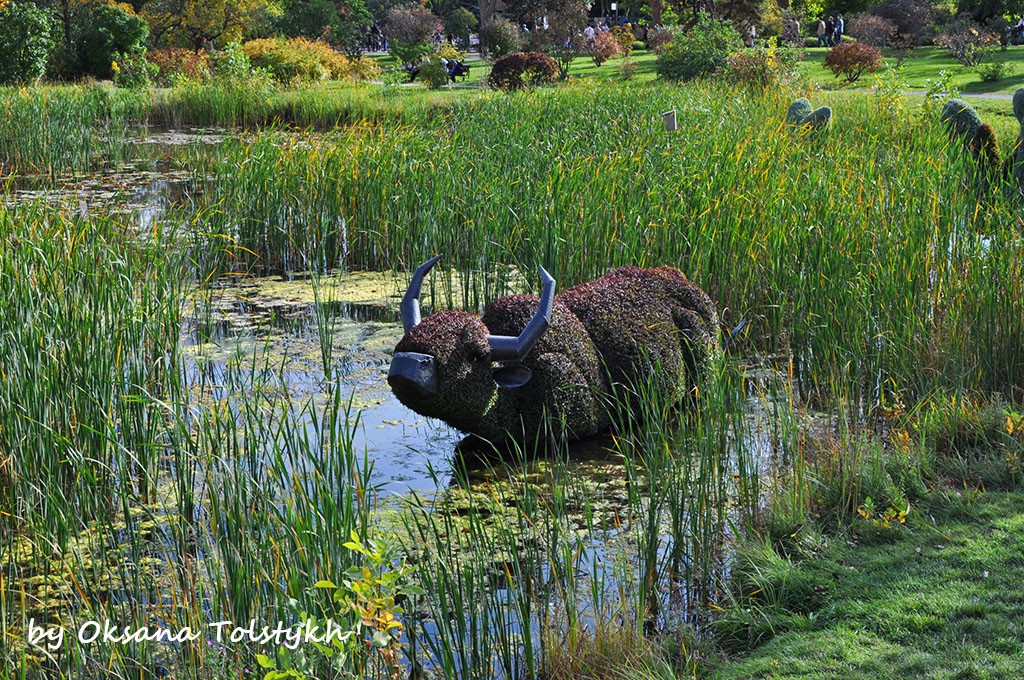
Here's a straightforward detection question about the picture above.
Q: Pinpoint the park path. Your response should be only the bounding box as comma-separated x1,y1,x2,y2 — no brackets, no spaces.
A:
943,91,1014,100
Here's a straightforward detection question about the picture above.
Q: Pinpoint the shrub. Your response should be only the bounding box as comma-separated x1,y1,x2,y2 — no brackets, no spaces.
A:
444,7,477,47
656,13,743,82
147,48,212,86
646,27,675,54
416,55,449,88
480,18,525,59
112,49,157,89
239,37,378,84
488,51,558,90
935,18,998,68
976,57,1011,82
436,42,466,63
346,56,382,81
726,44,798,89
591,30,623,66
849,14,898,49
618,57,638,81
243,37,329,83
211,42,273,89
0,1,54,85
611,26,635,56
76,3,149,80
823,41,882,83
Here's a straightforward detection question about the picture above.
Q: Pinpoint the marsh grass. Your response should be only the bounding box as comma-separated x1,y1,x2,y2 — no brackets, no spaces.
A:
199,82,1024,413
395,357,763,678
148,80,481,130
0,85,146,176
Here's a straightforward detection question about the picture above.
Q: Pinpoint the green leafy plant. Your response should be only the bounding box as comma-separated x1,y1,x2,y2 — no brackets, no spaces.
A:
975,56,1012,82
479,17,524,59
258,531,423,680
726,43,798,90
76,3,149,80
112,49,157,89
656,12,742,82
873,65,908,117
611,26,636,56
856,495,910,529
0,1,55,85
416,55,450,89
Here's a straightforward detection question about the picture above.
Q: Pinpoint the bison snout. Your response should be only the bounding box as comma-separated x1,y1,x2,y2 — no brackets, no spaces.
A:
388,351,438,399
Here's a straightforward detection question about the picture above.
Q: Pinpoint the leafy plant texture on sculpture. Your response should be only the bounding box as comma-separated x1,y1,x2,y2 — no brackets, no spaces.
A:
388,258,720,443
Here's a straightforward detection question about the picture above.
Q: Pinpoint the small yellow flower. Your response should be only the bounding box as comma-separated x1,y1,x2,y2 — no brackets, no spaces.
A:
111,61,121,73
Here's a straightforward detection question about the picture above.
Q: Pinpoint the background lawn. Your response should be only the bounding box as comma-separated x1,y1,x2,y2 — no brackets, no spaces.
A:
377,44,1024,97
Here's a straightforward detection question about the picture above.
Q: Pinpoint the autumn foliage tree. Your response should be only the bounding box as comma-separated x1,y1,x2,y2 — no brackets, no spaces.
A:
140,0,271,51
823,41,882,83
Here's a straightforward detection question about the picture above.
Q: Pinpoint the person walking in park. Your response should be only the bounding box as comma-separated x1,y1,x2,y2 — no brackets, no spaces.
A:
834,15,844,45
817,18,827,47
825,16,835,46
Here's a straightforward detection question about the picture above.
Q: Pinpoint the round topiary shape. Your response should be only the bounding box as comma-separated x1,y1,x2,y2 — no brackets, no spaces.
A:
786,98,813,125
804,106,833,129
787,98,831,130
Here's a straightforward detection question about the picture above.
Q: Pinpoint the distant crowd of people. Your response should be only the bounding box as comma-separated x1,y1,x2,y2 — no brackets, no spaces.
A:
816,15,844,48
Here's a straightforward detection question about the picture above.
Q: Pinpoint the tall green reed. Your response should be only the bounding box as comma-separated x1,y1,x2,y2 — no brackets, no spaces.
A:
399,358,762,678
0,85,146,175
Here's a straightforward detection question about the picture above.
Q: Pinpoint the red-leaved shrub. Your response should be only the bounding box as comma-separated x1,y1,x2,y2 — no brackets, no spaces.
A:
823,41,882,82
591,31,623,66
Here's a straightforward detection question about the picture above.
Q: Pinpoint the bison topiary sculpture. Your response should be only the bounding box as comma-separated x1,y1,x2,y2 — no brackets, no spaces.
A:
387,258,720,444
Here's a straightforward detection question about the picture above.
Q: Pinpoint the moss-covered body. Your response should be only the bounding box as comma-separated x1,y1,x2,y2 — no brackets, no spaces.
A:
390,266,719,444
941,98,1001,169
1011,87,1024,195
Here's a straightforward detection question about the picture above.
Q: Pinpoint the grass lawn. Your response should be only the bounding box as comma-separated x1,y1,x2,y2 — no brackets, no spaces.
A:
797,44,1024,96
714,492,1024,679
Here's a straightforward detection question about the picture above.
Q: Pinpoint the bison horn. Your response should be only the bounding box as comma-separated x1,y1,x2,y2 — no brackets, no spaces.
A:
487,267,556,362
400,255,441,333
